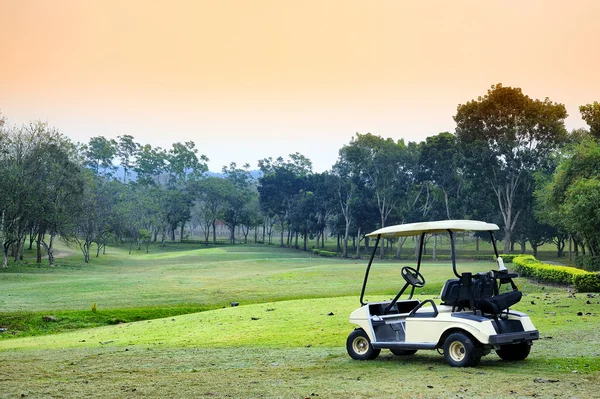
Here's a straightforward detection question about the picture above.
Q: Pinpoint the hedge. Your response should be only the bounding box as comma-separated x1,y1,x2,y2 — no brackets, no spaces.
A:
180,239,233,245
311,249,338,257
574,255,600,272
513,255,600,292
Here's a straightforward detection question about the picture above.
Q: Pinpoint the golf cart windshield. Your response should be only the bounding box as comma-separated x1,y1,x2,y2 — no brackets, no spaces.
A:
360,220,500,306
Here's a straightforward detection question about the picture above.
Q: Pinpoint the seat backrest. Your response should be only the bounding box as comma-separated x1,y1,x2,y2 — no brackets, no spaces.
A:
472,272,495,303
440,278,460,304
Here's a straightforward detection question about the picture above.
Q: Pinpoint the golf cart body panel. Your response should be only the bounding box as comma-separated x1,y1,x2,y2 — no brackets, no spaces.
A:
347,219,539,367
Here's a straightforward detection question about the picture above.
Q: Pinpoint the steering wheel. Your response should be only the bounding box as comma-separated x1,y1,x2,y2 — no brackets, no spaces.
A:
401,266,426,288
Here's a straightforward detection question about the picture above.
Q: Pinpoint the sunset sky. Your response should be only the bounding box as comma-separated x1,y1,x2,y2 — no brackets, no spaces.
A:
1,0,599,172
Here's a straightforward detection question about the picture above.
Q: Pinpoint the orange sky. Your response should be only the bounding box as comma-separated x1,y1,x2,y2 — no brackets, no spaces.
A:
1,0,599,171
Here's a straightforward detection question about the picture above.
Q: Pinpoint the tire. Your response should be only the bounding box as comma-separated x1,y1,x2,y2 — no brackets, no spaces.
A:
443,332,483,367
390,349,418,356
346,329,381,360
496,342,531,361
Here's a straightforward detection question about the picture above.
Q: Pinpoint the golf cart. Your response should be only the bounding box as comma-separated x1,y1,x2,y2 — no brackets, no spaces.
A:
347,220,539,367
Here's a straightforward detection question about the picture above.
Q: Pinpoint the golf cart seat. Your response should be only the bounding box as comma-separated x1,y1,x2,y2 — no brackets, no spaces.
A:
440,273,522,315
478,290,522,315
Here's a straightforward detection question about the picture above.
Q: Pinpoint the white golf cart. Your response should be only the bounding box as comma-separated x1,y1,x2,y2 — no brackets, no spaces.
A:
347,220,539,367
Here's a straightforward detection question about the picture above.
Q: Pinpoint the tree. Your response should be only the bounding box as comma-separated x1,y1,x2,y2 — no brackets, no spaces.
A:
135,144,167,186
579,101,600,139
338,133,417,257
116,134,139,183
419,132,462,220
542,138,600,256
258,155,311,247
84,136,117,177
190,177,229,244
455,83,568,254
221,163,257,244
167,141,208,184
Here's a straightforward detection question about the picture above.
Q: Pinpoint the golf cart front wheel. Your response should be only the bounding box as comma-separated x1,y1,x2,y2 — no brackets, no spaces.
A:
443,332,483,367
346,329,380,360
496,342,531,361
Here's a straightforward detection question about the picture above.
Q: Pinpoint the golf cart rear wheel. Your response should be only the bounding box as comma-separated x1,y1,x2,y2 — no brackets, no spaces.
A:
346,329,380,360
496,342,531,361
390,349,418,356
443,332,483,367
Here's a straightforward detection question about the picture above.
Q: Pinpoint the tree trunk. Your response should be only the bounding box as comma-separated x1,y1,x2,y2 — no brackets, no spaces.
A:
280,220,285,247
41,235,55,266
520,238,526,254
213,220,217,244
36,232,43,264
395,237,407,259
343,216,350,258
0,211,7,268
476,236,479,251
355,227,362,258
379,214,386,259
2,243,9,268
303,231,307,251
415,235,420,259
180,222,185,241
433,234,437,261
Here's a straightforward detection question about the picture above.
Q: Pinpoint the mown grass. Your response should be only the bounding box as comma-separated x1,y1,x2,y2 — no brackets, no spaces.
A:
1,294,599,398
2,243,539,313
0,243,598,398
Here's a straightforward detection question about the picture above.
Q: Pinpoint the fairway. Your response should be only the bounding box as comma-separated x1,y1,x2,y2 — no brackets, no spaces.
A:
1,244,506,312
1,244,599,398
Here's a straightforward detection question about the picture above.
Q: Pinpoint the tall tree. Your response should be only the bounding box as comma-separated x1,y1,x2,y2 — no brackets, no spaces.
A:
419,132,462,220
579,101,600,139
116,134,139,183
338,133,415,257
455,84,568,253
84,136,117,176
258,154,311,246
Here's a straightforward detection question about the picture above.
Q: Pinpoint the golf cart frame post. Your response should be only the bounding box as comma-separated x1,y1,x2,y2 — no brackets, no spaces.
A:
360,227,500,306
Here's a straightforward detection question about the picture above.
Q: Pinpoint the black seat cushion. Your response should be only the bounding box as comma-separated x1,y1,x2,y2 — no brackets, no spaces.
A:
478,290,522,315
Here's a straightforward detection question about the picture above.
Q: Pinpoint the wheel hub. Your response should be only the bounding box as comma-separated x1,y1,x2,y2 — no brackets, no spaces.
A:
449,341,466,362
352,337,369,355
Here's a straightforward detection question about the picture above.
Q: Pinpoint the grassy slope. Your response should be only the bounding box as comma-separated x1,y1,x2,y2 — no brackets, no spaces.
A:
1,244,518,312
0,244,598,398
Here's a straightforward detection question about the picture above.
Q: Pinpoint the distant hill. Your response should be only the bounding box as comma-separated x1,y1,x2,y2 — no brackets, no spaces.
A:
206,170,263,180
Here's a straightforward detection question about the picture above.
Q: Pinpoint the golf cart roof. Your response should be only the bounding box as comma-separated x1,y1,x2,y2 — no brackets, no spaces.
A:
366,220,499,238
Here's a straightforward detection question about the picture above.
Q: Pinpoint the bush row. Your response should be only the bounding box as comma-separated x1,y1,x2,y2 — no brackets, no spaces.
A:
513,255,600,292
574,255,600,272
311,249,338,257
180,239,233,245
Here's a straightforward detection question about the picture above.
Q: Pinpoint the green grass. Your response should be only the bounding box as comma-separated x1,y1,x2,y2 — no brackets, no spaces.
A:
0,243,598,398
2,243,530,313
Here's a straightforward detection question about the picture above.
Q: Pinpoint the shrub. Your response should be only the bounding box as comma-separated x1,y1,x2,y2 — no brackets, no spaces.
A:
311,249,338,257
180,239,233,245
513,255,600,292
574,255,600,272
